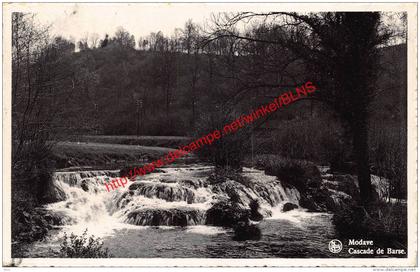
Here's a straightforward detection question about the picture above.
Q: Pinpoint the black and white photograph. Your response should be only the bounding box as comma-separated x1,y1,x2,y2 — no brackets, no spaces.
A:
2,2,417,267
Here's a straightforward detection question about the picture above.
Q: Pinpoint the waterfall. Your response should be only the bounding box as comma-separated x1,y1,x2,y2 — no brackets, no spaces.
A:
45,165,302,232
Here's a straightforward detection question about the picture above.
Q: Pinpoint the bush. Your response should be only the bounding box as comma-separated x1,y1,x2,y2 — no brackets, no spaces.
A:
194,104,252,170
256,116,347,165
333,203,406,246
332,205,384,238
207,166,251,187
12,136,56,251
369,123,407,199
367,201,407,240
254,154,322,193
59,229,111,258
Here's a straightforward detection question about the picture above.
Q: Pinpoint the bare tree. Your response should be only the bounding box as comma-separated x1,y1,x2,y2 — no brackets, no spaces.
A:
12,13,76,184
89,32,100,48
113,26,135,48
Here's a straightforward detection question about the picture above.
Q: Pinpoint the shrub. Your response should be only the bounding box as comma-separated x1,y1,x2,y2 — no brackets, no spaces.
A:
367,201,407,241
194,104,252,170
256,116,347,165
332,205,386,239
254,154,322,193
369,123,407,199
59,229,111,258
333,202,406,246
207,166,251,187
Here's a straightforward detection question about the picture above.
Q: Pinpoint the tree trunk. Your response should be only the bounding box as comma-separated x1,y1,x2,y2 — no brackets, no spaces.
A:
352,116,373,206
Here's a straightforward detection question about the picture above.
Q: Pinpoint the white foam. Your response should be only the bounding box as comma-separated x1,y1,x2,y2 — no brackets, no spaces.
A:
186,225,227,235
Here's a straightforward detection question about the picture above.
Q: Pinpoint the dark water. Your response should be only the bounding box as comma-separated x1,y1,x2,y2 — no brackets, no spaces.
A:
21,211,339,258
103,212,338,258
19,210,405,258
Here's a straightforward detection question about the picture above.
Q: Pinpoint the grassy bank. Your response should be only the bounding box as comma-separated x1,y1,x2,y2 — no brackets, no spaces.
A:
51,141,179,169
56,135,191,148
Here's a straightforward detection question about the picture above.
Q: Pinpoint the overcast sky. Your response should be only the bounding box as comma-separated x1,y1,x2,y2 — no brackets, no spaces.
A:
33,4,237,43
17,3,406,46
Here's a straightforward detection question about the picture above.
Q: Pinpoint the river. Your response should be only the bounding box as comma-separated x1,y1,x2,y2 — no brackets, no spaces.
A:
21,164,341,258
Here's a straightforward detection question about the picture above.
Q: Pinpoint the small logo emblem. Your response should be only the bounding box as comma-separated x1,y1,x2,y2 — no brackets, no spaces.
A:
329,239,343,253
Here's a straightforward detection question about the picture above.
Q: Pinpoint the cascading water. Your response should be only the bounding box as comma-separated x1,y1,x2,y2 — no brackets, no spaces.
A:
22,164,345,258
45,165,303,233
46,170,127,236
22,164,393,258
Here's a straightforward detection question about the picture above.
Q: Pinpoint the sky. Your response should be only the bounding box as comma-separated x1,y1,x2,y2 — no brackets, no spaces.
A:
31,4,239,43
9,3,407,46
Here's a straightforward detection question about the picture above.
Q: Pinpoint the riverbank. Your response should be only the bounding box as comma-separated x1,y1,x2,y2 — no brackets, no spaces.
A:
12,139,407,258
15,160,407,258
50,141,189,169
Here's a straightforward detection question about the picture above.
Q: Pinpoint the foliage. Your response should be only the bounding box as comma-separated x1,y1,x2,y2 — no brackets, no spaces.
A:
207,165,251,187
333,202,407,245
194,103,253,170
253,154,322,193
369,123,407,199
59,229,111,258
255,115,346,165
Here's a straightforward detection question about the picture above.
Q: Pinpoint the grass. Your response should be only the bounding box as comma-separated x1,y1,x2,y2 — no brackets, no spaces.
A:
51,141,178,169
57,135,191,148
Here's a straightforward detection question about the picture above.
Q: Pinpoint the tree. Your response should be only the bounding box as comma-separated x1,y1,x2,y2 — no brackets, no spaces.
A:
113,27,135,48
12,13,76,205
78,33,89,51
182,19,199,54
181,20,202,129
89,33,100,48
207,12,391,205
100,34,109,48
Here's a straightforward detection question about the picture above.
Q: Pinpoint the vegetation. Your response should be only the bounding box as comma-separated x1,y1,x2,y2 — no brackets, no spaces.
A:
59,230,111,258
51,141,174,169
253,154,322,192
333,202,407,247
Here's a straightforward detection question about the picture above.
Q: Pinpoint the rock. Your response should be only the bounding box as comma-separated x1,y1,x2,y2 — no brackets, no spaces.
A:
43,210,72,225
125,208,205,226
179,179,207,189
205,200,250,227
282,202,298,212
119,165,166,177
332,174,360,199
249,200,264,221
233,221,262,241
207,172,226,185
127,182,196,203
41,178,67,204
299,195,324,212
81,180,89,192
159,178,178,184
